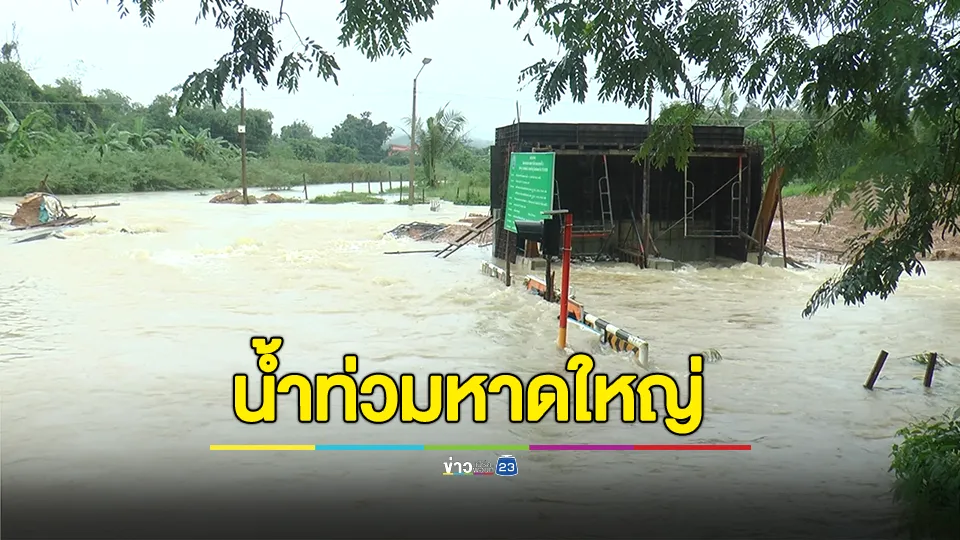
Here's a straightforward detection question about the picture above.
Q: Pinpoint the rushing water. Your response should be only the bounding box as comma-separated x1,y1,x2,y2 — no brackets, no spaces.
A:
2,184,958,537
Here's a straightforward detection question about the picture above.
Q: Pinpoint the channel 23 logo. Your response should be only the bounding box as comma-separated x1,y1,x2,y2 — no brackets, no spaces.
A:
495,455,518,477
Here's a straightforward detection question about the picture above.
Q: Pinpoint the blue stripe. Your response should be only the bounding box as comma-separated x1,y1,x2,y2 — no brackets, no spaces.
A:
313,444,425,451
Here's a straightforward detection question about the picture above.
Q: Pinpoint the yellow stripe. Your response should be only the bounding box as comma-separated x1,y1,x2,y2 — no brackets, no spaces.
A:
209,445,315,451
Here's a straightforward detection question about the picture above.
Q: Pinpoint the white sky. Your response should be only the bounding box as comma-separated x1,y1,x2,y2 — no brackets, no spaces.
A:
1,0,679,142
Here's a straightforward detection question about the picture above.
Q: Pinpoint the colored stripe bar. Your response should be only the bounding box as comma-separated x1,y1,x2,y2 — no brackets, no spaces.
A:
530,444,752,451
210,444,751,451
634,444,752,451
529,444,635,451
314,444,424,451
424,445,529,451
209,445,314,451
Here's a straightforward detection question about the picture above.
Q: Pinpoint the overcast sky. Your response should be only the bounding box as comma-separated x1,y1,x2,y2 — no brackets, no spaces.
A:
2,0,679,142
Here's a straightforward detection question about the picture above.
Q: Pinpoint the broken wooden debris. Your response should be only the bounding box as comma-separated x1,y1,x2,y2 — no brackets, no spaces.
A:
69,202,120,209
11,215,95,231
12,230,68,244
384,249,443,255
11,192,69,227
384,222,448,242
435,216,497,259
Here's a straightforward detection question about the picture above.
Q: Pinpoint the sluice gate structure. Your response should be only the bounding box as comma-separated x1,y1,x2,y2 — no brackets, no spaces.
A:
489,122,765,268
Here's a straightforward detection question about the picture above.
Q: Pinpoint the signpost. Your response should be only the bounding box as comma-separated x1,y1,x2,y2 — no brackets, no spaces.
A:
504,152,556,233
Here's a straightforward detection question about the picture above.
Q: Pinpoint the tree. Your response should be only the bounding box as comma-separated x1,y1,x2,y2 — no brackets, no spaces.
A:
88,0,960,317
330,112,393,163
415,105,468,187
144,94,177,132
280,120,315,141
0,60,44,121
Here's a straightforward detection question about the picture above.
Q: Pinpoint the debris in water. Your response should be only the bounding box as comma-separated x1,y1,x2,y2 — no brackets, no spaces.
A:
11,192,69,227
12,229,67,244
261,193,301,204
385,222,449,242
8,192,96,232
69,201,120,209
702,349,723,363
385,213,495,245
210,190,258,204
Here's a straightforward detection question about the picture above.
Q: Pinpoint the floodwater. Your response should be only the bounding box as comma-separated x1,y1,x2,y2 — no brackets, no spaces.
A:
2,183,959,537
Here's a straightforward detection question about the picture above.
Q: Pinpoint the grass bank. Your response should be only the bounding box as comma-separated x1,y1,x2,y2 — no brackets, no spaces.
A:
384,181,490,206
310,191,385,205
782,182,816,198
0,149,415,197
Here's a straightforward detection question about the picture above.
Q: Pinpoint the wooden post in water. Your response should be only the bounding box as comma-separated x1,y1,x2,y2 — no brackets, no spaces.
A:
771,123,788,268
239,88,248,205
544,257,553,302
923,352,938,388
557,212,574,349
505,233,513,287
864,350,889,390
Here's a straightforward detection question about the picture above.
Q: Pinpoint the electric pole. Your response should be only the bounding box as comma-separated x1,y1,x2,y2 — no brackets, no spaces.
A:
408,58,432,206
408,80,417,206
239,88,248,205
641,87,653,265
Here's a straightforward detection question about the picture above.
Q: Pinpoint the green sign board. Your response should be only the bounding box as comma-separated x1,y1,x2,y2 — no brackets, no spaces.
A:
503,152,556,233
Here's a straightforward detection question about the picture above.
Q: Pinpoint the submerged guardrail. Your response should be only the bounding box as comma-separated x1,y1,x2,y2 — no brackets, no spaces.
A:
480,261,650,367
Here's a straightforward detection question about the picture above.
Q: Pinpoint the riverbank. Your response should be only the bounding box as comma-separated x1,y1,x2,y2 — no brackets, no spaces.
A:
0,149,420,197
773,194,960,263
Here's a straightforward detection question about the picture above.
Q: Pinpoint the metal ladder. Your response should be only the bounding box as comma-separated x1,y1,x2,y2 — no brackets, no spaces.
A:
683,169,695,237
729,162,743,236
599,155,613,231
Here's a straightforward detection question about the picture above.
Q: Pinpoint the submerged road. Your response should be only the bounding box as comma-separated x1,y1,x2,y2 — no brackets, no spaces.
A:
2,184,958,538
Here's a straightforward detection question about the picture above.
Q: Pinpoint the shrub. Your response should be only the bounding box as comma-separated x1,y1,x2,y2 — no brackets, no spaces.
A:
889,407,960,539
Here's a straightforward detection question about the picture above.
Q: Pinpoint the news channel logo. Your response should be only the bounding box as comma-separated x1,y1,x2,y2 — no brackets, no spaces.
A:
442,455,518,477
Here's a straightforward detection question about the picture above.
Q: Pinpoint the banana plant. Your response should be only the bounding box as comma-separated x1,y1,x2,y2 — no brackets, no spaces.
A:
82,119,131,161
0,99,55,159
126,117,163,151
175,126,232,162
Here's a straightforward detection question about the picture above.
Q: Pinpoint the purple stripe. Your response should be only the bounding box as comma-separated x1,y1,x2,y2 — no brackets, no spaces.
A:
529,444,634,451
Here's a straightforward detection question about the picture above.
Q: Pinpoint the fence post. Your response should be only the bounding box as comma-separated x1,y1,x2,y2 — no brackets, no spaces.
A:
923,352,938,388
864,350,888,390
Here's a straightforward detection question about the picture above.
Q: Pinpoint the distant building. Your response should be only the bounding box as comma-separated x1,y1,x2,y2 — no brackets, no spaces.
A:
387,144,416,156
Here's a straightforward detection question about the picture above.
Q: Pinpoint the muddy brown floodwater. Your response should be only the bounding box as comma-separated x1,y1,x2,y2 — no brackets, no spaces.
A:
1,184,958,538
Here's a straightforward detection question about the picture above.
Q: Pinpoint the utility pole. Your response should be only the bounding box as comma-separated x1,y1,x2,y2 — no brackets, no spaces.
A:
239,88,248,205
408,80,418,206
641,87,653,264
408,58,432,207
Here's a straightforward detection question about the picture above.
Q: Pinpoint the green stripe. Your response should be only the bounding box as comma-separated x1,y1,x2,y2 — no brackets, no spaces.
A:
423,444,529,451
